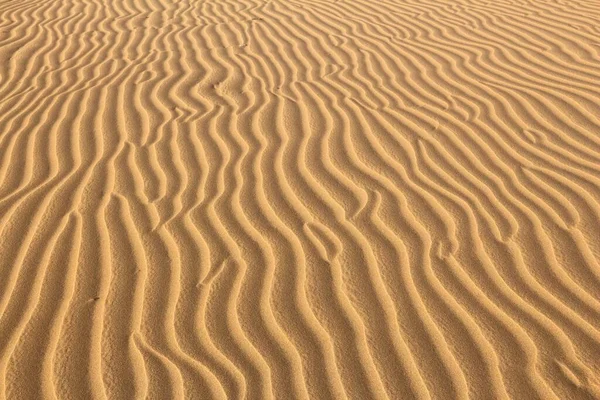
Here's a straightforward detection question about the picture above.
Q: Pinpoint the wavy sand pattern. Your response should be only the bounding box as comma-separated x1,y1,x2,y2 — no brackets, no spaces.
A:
1,0,600,398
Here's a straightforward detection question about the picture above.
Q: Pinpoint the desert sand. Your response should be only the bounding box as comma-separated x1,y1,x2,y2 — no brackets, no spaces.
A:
1,0,600,398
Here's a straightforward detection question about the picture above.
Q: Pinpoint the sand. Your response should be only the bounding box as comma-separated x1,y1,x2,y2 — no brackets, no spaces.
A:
1,0,600,398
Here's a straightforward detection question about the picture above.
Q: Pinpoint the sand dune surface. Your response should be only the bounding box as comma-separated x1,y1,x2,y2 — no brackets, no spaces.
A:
1,0,600,398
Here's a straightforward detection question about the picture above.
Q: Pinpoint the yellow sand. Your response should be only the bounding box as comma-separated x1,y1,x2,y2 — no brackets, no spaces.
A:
1,0,600,398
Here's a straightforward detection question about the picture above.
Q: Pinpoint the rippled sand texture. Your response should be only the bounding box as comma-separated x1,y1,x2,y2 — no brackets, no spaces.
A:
1,0,600,398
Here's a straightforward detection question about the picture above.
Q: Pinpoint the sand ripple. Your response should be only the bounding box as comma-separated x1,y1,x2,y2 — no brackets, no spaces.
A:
1,0,600,398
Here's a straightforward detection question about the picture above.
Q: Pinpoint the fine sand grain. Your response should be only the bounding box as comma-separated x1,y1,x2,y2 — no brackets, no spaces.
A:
1,0,600,398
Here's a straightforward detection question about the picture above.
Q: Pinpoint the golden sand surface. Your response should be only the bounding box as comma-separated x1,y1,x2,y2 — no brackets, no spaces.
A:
1,0,600,398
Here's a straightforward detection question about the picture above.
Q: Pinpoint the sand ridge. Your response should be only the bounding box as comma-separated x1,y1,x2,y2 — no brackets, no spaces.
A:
1,0,600,398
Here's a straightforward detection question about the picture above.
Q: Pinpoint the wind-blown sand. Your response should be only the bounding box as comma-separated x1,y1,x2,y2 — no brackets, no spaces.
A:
1,0,600,398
